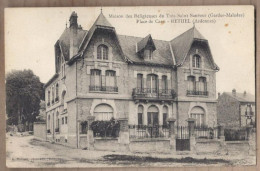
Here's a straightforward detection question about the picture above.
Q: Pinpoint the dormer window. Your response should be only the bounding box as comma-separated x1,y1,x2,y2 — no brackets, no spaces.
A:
97,44,108,60
137,34,156,60
147,49,153,60
192,54,201,68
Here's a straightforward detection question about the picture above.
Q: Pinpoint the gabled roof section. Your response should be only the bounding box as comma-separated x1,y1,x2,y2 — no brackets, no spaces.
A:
137,34,156,53
56,28,87,61
74,12,127,64
170,26,204,65
224,92,255,103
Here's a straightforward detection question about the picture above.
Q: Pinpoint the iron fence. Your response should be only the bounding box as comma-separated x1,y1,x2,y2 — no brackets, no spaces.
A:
194,126,219,139
128,125,169,139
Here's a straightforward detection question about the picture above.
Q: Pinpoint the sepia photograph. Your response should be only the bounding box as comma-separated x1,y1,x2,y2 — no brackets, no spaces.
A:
5,6,255,168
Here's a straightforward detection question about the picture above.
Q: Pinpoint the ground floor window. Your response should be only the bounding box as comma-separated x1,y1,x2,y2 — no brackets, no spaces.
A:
190,106,205,127
80,121,88,134
94,104,113,121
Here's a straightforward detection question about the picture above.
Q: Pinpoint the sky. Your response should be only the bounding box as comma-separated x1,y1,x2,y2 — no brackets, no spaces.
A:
5,6,255,95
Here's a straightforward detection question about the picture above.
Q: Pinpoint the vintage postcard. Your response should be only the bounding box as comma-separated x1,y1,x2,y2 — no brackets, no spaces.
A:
5,6,255,168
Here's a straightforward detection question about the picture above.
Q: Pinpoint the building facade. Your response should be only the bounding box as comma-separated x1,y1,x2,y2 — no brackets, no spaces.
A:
217,89,255,128
44,11,219,148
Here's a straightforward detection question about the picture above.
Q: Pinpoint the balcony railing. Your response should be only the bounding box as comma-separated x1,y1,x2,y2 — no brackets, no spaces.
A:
89,86,118,92
186,90,208,96
132,88,176,101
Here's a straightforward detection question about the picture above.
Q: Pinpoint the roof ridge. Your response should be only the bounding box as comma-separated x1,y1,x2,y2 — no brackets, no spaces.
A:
117,34,170,42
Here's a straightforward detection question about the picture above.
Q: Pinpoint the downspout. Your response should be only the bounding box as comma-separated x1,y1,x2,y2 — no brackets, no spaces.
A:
76,60,79,148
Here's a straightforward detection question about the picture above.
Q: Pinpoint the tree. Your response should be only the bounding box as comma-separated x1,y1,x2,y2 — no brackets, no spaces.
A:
6,69,44,130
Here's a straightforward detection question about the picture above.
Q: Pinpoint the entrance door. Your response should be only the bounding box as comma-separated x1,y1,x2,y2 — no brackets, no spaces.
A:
147,105,160,138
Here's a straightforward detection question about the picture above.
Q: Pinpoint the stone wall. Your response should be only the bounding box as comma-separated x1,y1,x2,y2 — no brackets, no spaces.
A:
33,122,46,141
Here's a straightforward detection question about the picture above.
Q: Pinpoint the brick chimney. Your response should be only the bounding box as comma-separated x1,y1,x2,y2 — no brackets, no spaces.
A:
232,89,236,97
69,11,78,29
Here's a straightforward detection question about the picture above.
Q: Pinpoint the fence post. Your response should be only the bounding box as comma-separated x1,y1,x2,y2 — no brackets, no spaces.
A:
167,118,176,152
247,125,256,156
217,124,227,155
186,118,196,152
118,118,130,151
87,116,95,150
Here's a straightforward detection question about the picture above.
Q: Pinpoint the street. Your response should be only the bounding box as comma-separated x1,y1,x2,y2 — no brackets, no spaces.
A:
6,133,256,168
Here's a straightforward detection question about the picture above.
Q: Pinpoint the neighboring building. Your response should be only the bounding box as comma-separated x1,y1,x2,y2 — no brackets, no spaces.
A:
217,89,255,128
44,11,219,148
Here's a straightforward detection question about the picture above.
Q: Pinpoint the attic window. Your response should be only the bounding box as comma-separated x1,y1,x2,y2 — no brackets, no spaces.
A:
97,44,108,60
192,54,201,68
147,49,153,60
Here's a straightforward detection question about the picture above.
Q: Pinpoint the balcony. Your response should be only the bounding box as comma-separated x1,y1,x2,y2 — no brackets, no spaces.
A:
89,86,118,92
186,90,208,96
132,88,176,102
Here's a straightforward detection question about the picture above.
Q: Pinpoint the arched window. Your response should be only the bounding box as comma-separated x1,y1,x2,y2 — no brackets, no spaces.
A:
147,105,159,126
105,70,116,90
52,86,55,103
55,83,59,101
163,106,168,126
97,44,108,60
137,74,143,90
138,105,144,125
147,74,158,93
190,106,205,127
192,54,201,68
94,104,113,121
90,69,101,91
187,76,195,91
161,75,168,92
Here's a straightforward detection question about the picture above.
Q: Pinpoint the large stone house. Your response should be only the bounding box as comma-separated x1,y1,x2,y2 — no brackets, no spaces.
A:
217,89,255,128
44,11,219,148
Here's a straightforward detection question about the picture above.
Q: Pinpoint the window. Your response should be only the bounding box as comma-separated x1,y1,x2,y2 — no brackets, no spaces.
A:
97,44,108,60
163,106,168,126
48,90,50,104
52,86,55,103
90,69,101,90
190,106,205,127
147,49,153,60
137,74,143,90
56,112,59,129
138,105,144,125
47,115,50,129
161,75,168,91
105,70,116,88
62,117,64,125
61,91,67,110
55,83,59,101
198,77,207,92
65,117,68,124
187,76,196,91
147,105,159,126
147,74,158,93
81,121,88,134
94,104,113,121
192,55,201,68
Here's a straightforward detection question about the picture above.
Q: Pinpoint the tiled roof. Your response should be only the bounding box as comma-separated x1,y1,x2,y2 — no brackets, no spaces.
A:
58,12,218,69
58,28,87,61
118,35,173,66
224,92,255,103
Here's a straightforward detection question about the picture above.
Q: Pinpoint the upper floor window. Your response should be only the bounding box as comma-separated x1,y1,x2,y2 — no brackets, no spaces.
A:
147,49,153,60
187,76,196,91
55,83,59,101
163,106,168,126
97,44,108,60
47,90,50,104
197,77,207,92
90,69,101,89
105,70,116,87
192,54,201,68
161,75,168,91
137,74,143,89
147,74,158,92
